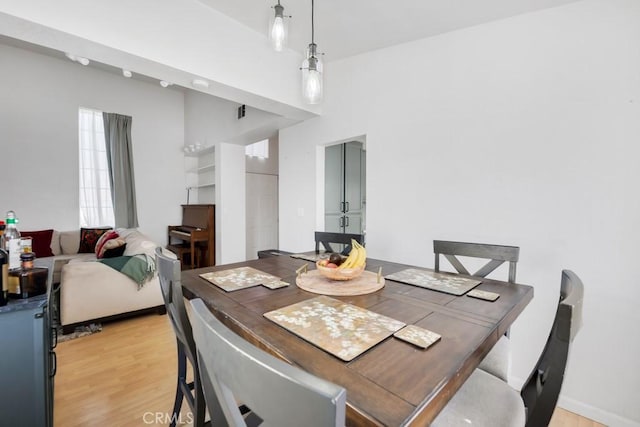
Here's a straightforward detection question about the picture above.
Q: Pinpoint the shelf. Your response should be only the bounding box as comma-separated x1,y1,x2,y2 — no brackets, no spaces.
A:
184,145,215,157
194,182,215,188
186,164,215,174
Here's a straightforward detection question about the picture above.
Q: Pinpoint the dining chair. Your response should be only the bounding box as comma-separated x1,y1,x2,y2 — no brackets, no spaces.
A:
315,231,364,255
432,269,584,427
189,297,347,427
155,247,206,427
434,239,520,382
433,240,520,284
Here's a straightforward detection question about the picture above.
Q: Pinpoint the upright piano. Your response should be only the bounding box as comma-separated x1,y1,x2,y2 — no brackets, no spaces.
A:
168,204,215,269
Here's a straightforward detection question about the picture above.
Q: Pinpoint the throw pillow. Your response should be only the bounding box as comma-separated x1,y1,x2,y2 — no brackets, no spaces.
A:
20,229,55,257
102,239,127,258
95,230,119,259
78,227,112,254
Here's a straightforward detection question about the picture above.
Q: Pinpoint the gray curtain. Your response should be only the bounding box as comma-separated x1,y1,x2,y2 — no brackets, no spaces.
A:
103,113,139,228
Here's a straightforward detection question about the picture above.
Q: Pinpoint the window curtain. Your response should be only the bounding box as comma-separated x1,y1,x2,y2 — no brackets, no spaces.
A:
103,113,139,228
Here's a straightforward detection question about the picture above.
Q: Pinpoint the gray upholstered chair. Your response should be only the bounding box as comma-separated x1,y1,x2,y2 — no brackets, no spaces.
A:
189,298,347,427
434,239,520,381
155,247,206,427
433,269,584,427
315,231,364,255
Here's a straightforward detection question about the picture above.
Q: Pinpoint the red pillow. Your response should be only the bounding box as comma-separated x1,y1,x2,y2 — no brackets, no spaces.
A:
95,230,119,259
20,229,54,257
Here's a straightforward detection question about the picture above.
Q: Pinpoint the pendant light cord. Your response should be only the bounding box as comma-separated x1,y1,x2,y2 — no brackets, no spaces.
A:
311,0,315,44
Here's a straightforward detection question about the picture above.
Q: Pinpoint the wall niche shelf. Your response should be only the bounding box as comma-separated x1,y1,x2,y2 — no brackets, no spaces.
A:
184,144,215,157
184,144,216,204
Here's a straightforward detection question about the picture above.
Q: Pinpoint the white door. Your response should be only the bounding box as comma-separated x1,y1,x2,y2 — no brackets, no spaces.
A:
246,173,279,260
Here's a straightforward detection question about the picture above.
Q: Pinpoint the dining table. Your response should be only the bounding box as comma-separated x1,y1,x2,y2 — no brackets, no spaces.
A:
180,253,533,426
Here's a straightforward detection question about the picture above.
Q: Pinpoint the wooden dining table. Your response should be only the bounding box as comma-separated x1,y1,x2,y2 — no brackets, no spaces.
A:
180,254,533,426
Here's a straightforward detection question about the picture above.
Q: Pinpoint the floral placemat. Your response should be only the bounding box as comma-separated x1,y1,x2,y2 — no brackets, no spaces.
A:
385,268,481,296
264,295,405,361
200,266,282,292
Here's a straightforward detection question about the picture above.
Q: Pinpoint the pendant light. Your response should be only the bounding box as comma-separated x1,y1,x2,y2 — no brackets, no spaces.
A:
301,0,323,104
269,0,288,52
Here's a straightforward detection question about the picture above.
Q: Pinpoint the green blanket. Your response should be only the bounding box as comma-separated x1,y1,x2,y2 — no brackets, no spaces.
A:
99,254,156,289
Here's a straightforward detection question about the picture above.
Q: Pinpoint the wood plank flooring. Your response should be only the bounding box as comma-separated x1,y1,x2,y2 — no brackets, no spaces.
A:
54,313,605,427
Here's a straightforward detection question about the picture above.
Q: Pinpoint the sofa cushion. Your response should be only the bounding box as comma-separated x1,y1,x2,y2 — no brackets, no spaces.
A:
119,229,157,258
20,229,55,257
78,227,112,253
50,230,61,256
60,230,81,255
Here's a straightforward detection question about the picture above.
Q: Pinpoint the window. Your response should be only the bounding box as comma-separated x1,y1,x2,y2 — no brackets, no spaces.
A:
245,139,269,159
78,108,115,227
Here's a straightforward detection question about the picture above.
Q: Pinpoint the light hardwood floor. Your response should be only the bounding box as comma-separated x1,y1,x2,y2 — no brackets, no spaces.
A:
54,314,605,427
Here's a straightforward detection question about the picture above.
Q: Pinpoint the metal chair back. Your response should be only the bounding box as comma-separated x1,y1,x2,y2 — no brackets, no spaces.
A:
315,231,364,254
433,240,520,283
521,269,584,426
155,247,206,427
189,298,347,427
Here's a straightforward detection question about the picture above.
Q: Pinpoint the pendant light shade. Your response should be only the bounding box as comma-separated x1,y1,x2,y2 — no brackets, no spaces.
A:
301,43,323,104
301,0,323,104
269,1,288,52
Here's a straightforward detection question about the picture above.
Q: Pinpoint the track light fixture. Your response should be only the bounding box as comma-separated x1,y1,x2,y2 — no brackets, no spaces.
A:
65,52,90,66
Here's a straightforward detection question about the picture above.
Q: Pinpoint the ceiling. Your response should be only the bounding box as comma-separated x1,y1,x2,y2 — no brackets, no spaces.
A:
197,0,580,62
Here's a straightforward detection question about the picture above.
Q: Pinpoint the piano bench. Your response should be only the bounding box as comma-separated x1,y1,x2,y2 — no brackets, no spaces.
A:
167,244,201,269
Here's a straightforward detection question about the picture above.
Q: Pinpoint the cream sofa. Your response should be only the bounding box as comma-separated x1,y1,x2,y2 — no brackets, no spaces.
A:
35,228,166,333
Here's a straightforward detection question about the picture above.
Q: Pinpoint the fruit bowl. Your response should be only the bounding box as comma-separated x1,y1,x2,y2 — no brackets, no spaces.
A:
316,260,366,281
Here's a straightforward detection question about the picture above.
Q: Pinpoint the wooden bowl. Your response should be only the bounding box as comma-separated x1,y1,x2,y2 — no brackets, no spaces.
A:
316,261,366,281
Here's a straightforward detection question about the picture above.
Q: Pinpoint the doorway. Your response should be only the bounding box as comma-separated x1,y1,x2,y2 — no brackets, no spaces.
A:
324,141,366,238
246,173,278,260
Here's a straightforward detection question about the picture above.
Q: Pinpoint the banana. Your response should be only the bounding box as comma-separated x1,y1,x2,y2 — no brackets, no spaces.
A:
338,248,357,269
354,244,366,267
338,239,366,269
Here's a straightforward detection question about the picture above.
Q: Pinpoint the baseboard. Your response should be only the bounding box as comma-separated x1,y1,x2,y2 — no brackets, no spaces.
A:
557,395,640,427
509,375,639,427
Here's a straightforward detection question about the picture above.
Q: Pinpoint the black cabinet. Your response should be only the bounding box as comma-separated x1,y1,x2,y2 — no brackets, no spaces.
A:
0,286,56,426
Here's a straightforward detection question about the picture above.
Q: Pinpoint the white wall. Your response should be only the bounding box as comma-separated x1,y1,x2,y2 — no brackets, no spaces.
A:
184,91,280,150
0,43,185,245
0,0,316,120
216,143,246,264
246,135,279,175
279,1,640,425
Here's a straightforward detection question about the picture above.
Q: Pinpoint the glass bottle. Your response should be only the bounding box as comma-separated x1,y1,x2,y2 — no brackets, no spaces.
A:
3,211,21,271
0,246,7,306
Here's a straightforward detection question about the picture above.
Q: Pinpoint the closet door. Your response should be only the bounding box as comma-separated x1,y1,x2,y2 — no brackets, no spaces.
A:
324,144,344,233
343,142,364,235
324,141,365,236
